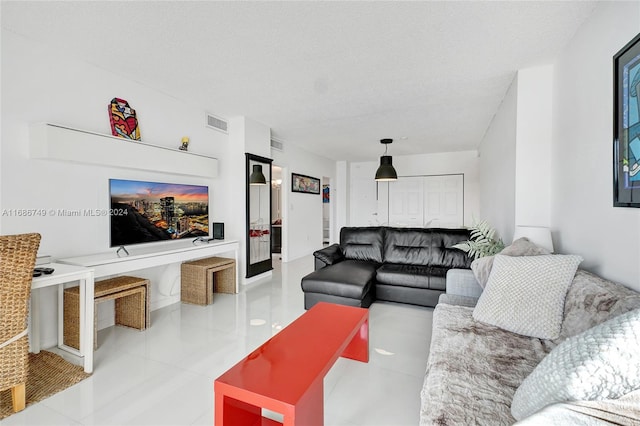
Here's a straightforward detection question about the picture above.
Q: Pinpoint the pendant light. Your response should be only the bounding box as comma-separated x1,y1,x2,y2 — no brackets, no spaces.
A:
249,164,267,185
375,138,398,181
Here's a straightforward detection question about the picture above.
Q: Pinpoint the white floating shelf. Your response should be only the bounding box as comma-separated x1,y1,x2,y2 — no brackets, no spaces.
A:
29,123,218,178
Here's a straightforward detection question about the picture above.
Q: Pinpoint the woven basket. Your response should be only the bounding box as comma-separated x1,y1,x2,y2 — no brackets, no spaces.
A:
181,257,236,305
63,276,149,350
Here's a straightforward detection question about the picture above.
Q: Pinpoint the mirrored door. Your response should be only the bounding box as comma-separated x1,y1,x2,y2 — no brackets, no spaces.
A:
246,153,273,278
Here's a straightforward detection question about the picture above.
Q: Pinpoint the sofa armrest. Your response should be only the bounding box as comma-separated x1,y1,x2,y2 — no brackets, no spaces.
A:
438,294,480,307
446,269,483,299
313,244,344,271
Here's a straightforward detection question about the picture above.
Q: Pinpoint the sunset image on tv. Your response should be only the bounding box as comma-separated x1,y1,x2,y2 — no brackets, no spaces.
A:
110,179,209,247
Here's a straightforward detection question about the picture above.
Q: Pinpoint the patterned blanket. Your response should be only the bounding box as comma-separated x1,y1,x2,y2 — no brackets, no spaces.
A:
420,303,555,425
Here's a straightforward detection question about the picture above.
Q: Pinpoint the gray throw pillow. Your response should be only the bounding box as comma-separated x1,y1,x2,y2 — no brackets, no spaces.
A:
470,238,551,288
473,254,582,339
511,308,640,420
470,256,494,289
502,237,551,257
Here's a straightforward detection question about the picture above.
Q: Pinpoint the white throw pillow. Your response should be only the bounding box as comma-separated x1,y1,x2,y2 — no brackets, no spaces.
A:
470,238,551,289
473,254,582,339
511,308,640,420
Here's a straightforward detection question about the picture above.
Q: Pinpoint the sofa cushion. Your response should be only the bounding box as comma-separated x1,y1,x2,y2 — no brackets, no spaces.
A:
340,227,384,263
376,263,429,288
420,303,554,426
301,260,377,299
383,228,471,268
428,229,473,269
556,270,640,342
511,307,640,421
383,228,432,266
470,237,551,288
375,264,447,290
427,266,448,291
473,254,582,339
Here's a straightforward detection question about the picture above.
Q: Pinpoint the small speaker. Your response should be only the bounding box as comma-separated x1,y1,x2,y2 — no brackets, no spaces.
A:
212,222,225,240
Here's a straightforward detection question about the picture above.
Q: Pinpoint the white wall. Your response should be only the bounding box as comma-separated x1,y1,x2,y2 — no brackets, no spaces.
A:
227,116,273,283
349,162,379,226
551,1,640,290
335,160,349,242
271,142,335,262
348,150,481,227
1,30,233,254
479,2,640,291
479,75,518,243
1,30,237,347
515,65,553,228
479,64,553,245
245,118,271,159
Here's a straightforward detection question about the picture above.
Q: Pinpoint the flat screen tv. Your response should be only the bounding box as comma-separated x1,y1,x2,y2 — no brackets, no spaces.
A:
110,179,209,247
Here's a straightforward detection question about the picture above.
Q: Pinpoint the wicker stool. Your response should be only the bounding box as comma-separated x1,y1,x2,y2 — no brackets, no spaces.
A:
181,257,236,305
64,276,150,350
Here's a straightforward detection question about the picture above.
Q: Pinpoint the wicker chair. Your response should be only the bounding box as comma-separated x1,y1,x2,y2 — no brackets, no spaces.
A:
0,233,41,412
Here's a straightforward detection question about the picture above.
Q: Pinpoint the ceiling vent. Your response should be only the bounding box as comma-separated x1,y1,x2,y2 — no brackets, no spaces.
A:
270,138,284,152
205,113,228,134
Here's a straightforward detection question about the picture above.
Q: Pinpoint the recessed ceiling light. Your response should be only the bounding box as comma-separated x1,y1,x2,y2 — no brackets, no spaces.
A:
374,348,395,356
400,136,408,140
250,319,266,326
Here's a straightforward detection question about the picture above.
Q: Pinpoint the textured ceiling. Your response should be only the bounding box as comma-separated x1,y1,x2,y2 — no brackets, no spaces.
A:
1,1,597,161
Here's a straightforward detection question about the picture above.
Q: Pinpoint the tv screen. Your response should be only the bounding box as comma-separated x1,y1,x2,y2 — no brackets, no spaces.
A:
110,179,209,247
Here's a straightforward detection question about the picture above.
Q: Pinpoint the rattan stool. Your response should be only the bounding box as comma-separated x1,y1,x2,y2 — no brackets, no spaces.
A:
63,276,150,350
181,257,236,305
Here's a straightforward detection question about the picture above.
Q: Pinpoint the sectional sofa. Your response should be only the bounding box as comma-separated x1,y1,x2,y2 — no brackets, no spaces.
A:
301,226,472,309
421,266,640,424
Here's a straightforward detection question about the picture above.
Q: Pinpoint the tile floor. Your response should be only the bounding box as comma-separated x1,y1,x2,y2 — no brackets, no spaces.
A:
3,255,434,426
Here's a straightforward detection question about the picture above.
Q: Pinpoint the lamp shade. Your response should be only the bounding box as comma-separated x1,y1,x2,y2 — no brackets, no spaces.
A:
375,155,398,181
249,164,267,185
512,226,554,253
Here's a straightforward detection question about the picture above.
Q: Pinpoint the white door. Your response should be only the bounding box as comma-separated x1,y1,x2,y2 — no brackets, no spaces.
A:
423,175,464,227
388,177,424,226
350,177,378,226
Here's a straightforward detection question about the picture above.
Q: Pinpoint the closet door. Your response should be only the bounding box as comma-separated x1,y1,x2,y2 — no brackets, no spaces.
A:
388,177,424,226
423,175,463,227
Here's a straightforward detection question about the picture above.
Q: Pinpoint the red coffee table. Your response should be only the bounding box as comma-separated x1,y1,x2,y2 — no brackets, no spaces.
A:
214,302,369,425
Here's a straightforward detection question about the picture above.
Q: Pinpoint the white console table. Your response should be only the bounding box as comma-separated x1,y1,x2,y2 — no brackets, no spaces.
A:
59,239,240,288
29,240,238,375
31,263,95,373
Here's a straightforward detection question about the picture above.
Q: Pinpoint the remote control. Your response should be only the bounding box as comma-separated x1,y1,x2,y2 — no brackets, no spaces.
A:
34,267,55,274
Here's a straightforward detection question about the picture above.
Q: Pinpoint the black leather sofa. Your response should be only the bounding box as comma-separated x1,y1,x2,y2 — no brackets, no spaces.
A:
301,226,472,309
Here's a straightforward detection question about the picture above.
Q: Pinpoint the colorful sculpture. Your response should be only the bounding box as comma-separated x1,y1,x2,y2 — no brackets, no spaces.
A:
108,97,141,140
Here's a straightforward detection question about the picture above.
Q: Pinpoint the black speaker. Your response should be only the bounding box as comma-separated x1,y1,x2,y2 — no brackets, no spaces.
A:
212,222,225,240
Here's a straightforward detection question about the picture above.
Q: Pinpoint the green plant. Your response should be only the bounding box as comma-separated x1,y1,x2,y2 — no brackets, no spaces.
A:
453,220,505,260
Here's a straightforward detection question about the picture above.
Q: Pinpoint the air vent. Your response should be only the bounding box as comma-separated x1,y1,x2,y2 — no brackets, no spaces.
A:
205,113,228,134
271,138,284,152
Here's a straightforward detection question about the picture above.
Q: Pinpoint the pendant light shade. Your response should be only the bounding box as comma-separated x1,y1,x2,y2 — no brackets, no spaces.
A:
249,164,267,185
375,139,398,181
375,155,397,181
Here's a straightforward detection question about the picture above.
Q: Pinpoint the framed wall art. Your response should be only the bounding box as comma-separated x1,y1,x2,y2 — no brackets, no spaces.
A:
291,173,320,194
614,33,640,207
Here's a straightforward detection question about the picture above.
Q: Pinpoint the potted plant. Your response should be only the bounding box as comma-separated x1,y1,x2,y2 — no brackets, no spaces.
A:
453,220,504,260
